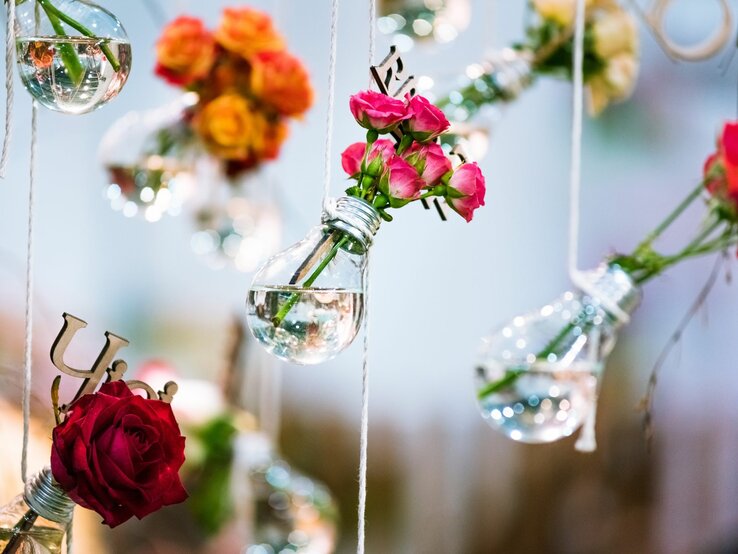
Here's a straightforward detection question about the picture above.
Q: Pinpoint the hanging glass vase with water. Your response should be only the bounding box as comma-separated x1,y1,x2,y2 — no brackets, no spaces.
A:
14,0,132,114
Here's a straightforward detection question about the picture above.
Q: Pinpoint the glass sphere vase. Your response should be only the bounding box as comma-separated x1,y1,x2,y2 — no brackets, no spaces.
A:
15,0,132,114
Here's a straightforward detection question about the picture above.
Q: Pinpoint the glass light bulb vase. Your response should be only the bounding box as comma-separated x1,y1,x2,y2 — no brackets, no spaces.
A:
377,0,471,50
0,467,75,554
234,433,339,554
99,95,200,221
246,196,381,365
475,263,641,444
435,48,533,160
14,0,132,114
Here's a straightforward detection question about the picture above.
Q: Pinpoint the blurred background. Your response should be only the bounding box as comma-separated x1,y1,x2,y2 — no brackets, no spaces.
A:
1,0,738,552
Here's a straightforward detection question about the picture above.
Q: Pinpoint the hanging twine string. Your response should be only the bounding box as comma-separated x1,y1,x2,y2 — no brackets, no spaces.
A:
567,0,585,282
321,0,340,212
0,0,16,178
21,101,38,484
565,0,600,453
357,257,371,554
356,5,376,553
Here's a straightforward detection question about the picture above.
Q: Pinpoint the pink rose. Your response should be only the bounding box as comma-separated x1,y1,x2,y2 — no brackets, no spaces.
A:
446,162,486,222
341,139,395,178
380,156,425,206
404,94,450,142
341,139,396,178
404,142,452,187
341,142,365,178
350,90,409,133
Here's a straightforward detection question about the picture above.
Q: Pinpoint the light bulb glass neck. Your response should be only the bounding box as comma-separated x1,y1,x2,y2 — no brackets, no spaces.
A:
322,196,381,254
575,263,641,325
484,48,533,99
24,468,75,524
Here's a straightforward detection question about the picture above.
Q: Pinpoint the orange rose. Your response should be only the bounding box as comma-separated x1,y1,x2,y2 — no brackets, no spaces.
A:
156,16,216,86
255,121,289,160
251,51,314,117
195,94,262,160
215,7,285,59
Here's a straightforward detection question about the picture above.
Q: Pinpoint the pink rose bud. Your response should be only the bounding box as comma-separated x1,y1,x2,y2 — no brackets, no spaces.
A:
380,155,425,206
350,90,410,133
341,139,397,179
446,162,486,222
404,94,450,142
404,142,452,187
341,142,366,178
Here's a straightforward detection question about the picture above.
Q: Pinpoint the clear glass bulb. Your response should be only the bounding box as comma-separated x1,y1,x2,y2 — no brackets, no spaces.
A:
191,167,282,273
246,197,380,365
99,94,199,222
234,433,338,554
15,0,132,114
377,0,471,51
420,49,533,161
475,264,641,444
0,468,75,554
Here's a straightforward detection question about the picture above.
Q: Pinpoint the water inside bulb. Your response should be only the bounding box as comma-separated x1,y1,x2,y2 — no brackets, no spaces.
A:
247,286,364,365
476,361,599,443
16,37,131,114
0,527,65,554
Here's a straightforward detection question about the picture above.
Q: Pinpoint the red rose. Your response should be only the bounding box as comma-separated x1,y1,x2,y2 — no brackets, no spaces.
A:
705,121,738,206
51,381,188,528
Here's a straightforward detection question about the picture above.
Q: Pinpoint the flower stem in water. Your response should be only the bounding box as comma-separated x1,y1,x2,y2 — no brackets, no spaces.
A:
271,234,351,328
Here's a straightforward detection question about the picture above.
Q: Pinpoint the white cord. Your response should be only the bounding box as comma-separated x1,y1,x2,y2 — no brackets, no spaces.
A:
357,255,371,554
357,6,376,551
321,0,340,212
568,0,586,282
368,0,376,70
0,0,16,178
21,101,38,484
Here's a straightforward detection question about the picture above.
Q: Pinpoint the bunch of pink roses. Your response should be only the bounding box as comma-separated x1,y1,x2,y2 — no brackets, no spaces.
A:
341,90,486,222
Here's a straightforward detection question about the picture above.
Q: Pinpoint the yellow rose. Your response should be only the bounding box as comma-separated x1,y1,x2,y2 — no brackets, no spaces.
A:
592,10,638,59
215,7,285,60
587,53,639,115
532,0,619,26
195,94,260,160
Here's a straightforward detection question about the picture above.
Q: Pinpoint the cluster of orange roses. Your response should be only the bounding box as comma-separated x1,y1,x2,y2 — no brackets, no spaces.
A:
155,7,313,175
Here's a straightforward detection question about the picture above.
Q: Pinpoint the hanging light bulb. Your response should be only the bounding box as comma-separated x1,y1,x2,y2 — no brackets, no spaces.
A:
424,49,533,161
246,196,379,365
377,0,471,52
99,94,199,221
15,0,132,114
474,264,641,444
0,467,75,554
190,168,282,273
233,432,338,554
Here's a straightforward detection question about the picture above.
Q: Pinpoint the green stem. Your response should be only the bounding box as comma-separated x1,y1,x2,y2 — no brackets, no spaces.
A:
271,234,350,328
395,134,413,155
36,0,84,86
635,182,705,252
477,320,580,400
37,0,121,72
